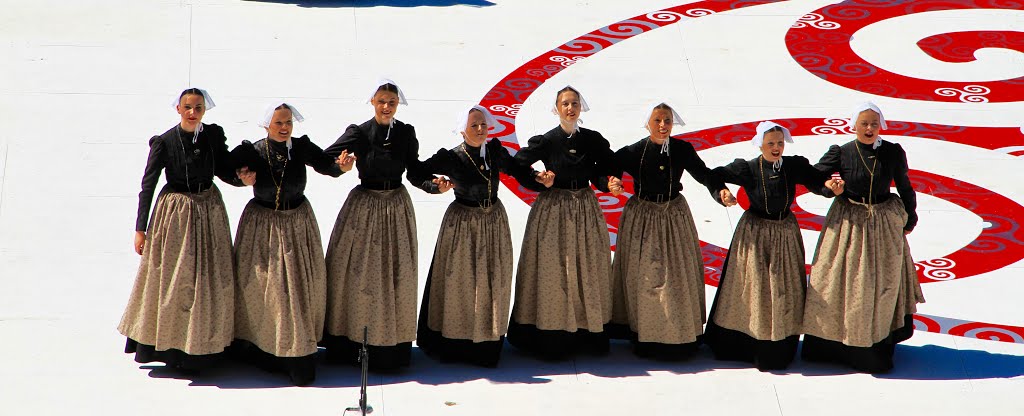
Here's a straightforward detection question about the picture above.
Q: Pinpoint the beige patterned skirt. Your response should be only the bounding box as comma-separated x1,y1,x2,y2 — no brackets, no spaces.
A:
422,200,513,342
711,212,805,341
233,199,327,357
610,196,706,345
511,188,613,333
119,185,235,355
324,185,418,347
802,196,925,347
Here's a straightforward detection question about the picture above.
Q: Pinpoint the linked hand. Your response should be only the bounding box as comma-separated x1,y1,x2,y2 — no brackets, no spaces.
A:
535,170,555,188
608,177,624,196
826,178,845,196
236,166,256,186
434,176,454,193
720,188,737,207
337,150,357,172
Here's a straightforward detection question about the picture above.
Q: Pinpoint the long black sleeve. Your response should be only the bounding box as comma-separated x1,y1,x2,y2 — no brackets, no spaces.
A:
813,144,842,198
708,158,751,205
404,127,440,194
891,144,918,231
513,133,549,193
136,135,166,232
301,135,343,177
210,126,244,187
588,131,615,193
678,141,725,192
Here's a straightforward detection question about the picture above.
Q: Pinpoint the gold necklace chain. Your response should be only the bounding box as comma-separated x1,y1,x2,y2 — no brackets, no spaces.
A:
854,141,877,207
264,139,288,210
460,142,491,208
637,138,672,200
758,156,789,220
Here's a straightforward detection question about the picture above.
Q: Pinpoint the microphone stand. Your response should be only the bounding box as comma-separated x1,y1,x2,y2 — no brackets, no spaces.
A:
345,327,372,415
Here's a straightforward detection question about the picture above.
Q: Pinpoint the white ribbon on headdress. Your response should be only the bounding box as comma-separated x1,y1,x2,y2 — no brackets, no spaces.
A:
752,121,794,170
551,85,590,135
367,78,407,141
642,102,685,154
259,101,304,160
454,105,498,170
849,101,887,149
172,88,216,142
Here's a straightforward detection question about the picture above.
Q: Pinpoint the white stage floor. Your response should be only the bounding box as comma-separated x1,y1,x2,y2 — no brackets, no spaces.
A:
2,0,1023,414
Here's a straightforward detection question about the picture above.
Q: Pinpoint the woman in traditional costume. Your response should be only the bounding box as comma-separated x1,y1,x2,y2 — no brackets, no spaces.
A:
507,85,615,360
801,102,924,373
322,79,450,371
703,121,832,370
230,102,352,385
120,88,243,372
416,105,546,367
605,103,727,360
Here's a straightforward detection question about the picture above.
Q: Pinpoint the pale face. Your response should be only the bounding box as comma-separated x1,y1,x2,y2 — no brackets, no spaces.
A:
647,108,674,142
176,94,206,132
555,90,582,125
372,90,400,125
854,110,881,144
461,109,488,147
760,130,786,163
265,107,293,143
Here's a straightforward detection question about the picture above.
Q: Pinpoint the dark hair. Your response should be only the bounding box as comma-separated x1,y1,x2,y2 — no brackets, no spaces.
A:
178,88,205,105
555,86,581,103
764,126,785,134
376,83,399,95
275,103,291,112
652,102,673,112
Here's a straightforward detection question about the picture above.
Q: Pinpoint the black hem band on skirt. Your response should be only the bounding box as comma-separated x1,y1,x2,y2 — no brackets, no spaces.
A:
416,277,504,368
704,321,798,371
603,326,701,361
416,326,504,368
602,322,634,341
506,320,609,360
124,338,222,372
226,340,318,386
800,314,915,373
321,334,411,372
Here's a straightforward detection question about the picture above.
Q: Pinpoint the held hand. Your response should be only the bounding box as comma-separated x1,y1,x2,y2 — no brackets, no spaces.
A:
826,178,845,196
535,170,555,188
134,231,146,255
608,177,624,196
236,167,256,186
337,150,357,172
433,176,455,193
719,188,738,207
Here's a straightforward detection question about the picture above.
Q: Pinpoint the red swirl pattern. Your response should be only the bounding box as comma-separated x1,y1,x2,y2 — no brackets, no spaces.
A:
785,0,1024,102
918,30,1024,63
479,1,1024,342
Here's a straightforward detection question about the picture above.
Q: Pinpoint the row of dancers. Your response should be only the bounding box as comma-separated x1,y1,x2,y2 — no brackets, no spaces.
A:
119,81,923,386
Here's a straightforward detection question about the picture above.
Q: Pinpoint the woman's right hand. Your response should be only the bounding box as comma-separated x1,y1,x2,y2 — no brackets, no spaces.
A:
134,231,146,255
